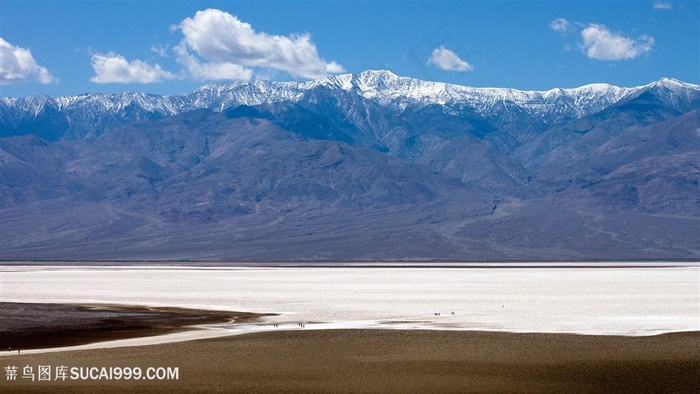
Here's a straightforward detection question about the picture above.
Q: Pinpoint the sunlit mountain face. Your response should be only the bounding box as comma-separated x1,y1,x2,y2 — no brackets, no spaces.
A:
1,72,699,261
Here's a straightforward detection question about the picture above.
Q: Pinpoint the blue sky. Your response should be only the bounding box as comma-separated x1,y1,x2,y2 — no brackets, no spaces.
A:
1,1,698,97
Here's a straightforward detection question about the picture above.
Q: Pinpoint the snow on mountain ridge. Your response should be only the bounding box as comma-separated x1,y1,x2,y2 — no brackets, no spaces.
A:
313,70,642,118
2,70,698,138
190,79,313,110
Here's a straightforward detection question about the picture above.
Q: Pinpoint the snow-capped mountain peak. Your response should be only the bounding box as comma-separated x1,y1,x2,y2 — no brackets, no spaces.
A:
1,70,698,141
312,71,644,117
651,77,696,89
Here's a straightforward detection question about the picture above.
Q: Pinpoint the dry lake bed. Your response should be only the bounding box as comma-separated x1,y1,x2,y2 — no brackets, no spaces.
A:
1,262,698,393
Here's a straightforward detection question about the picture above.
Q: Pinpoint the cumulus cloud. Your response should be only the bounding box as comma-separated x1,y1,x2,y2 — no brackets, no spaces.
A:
550,19,655,61
173,45,252,81
0,37,57,84
653,1,672,9
427,46,473,72
90,53,175,83
174,8,344,80
580,24,654,60
549,18,572,34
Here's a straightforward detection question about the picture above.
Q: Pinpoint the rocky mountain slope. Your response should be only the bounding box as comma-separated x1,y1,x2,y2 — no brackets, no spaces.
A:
1,71,699,261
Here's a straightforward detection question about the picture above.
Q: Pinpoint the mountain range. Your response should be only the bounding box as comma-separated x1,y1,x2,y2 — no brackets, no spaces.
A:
1,70,699,261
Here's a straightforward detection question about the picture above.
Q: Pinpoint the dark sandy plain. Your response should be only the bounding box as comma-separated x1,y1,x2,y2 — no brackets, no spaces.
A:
0,302,263,350
1,302,699,393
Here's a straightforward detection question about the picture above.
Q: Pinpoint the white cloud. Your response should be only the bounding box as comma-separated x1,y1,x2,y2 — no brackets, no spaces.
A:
90,53,175,83
175,8,344,80
0,37,57,85
427,46,473,72
653,1,672,9
580,24,654,60
150,45,169,58
173,45,253,81
549,18,572,34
